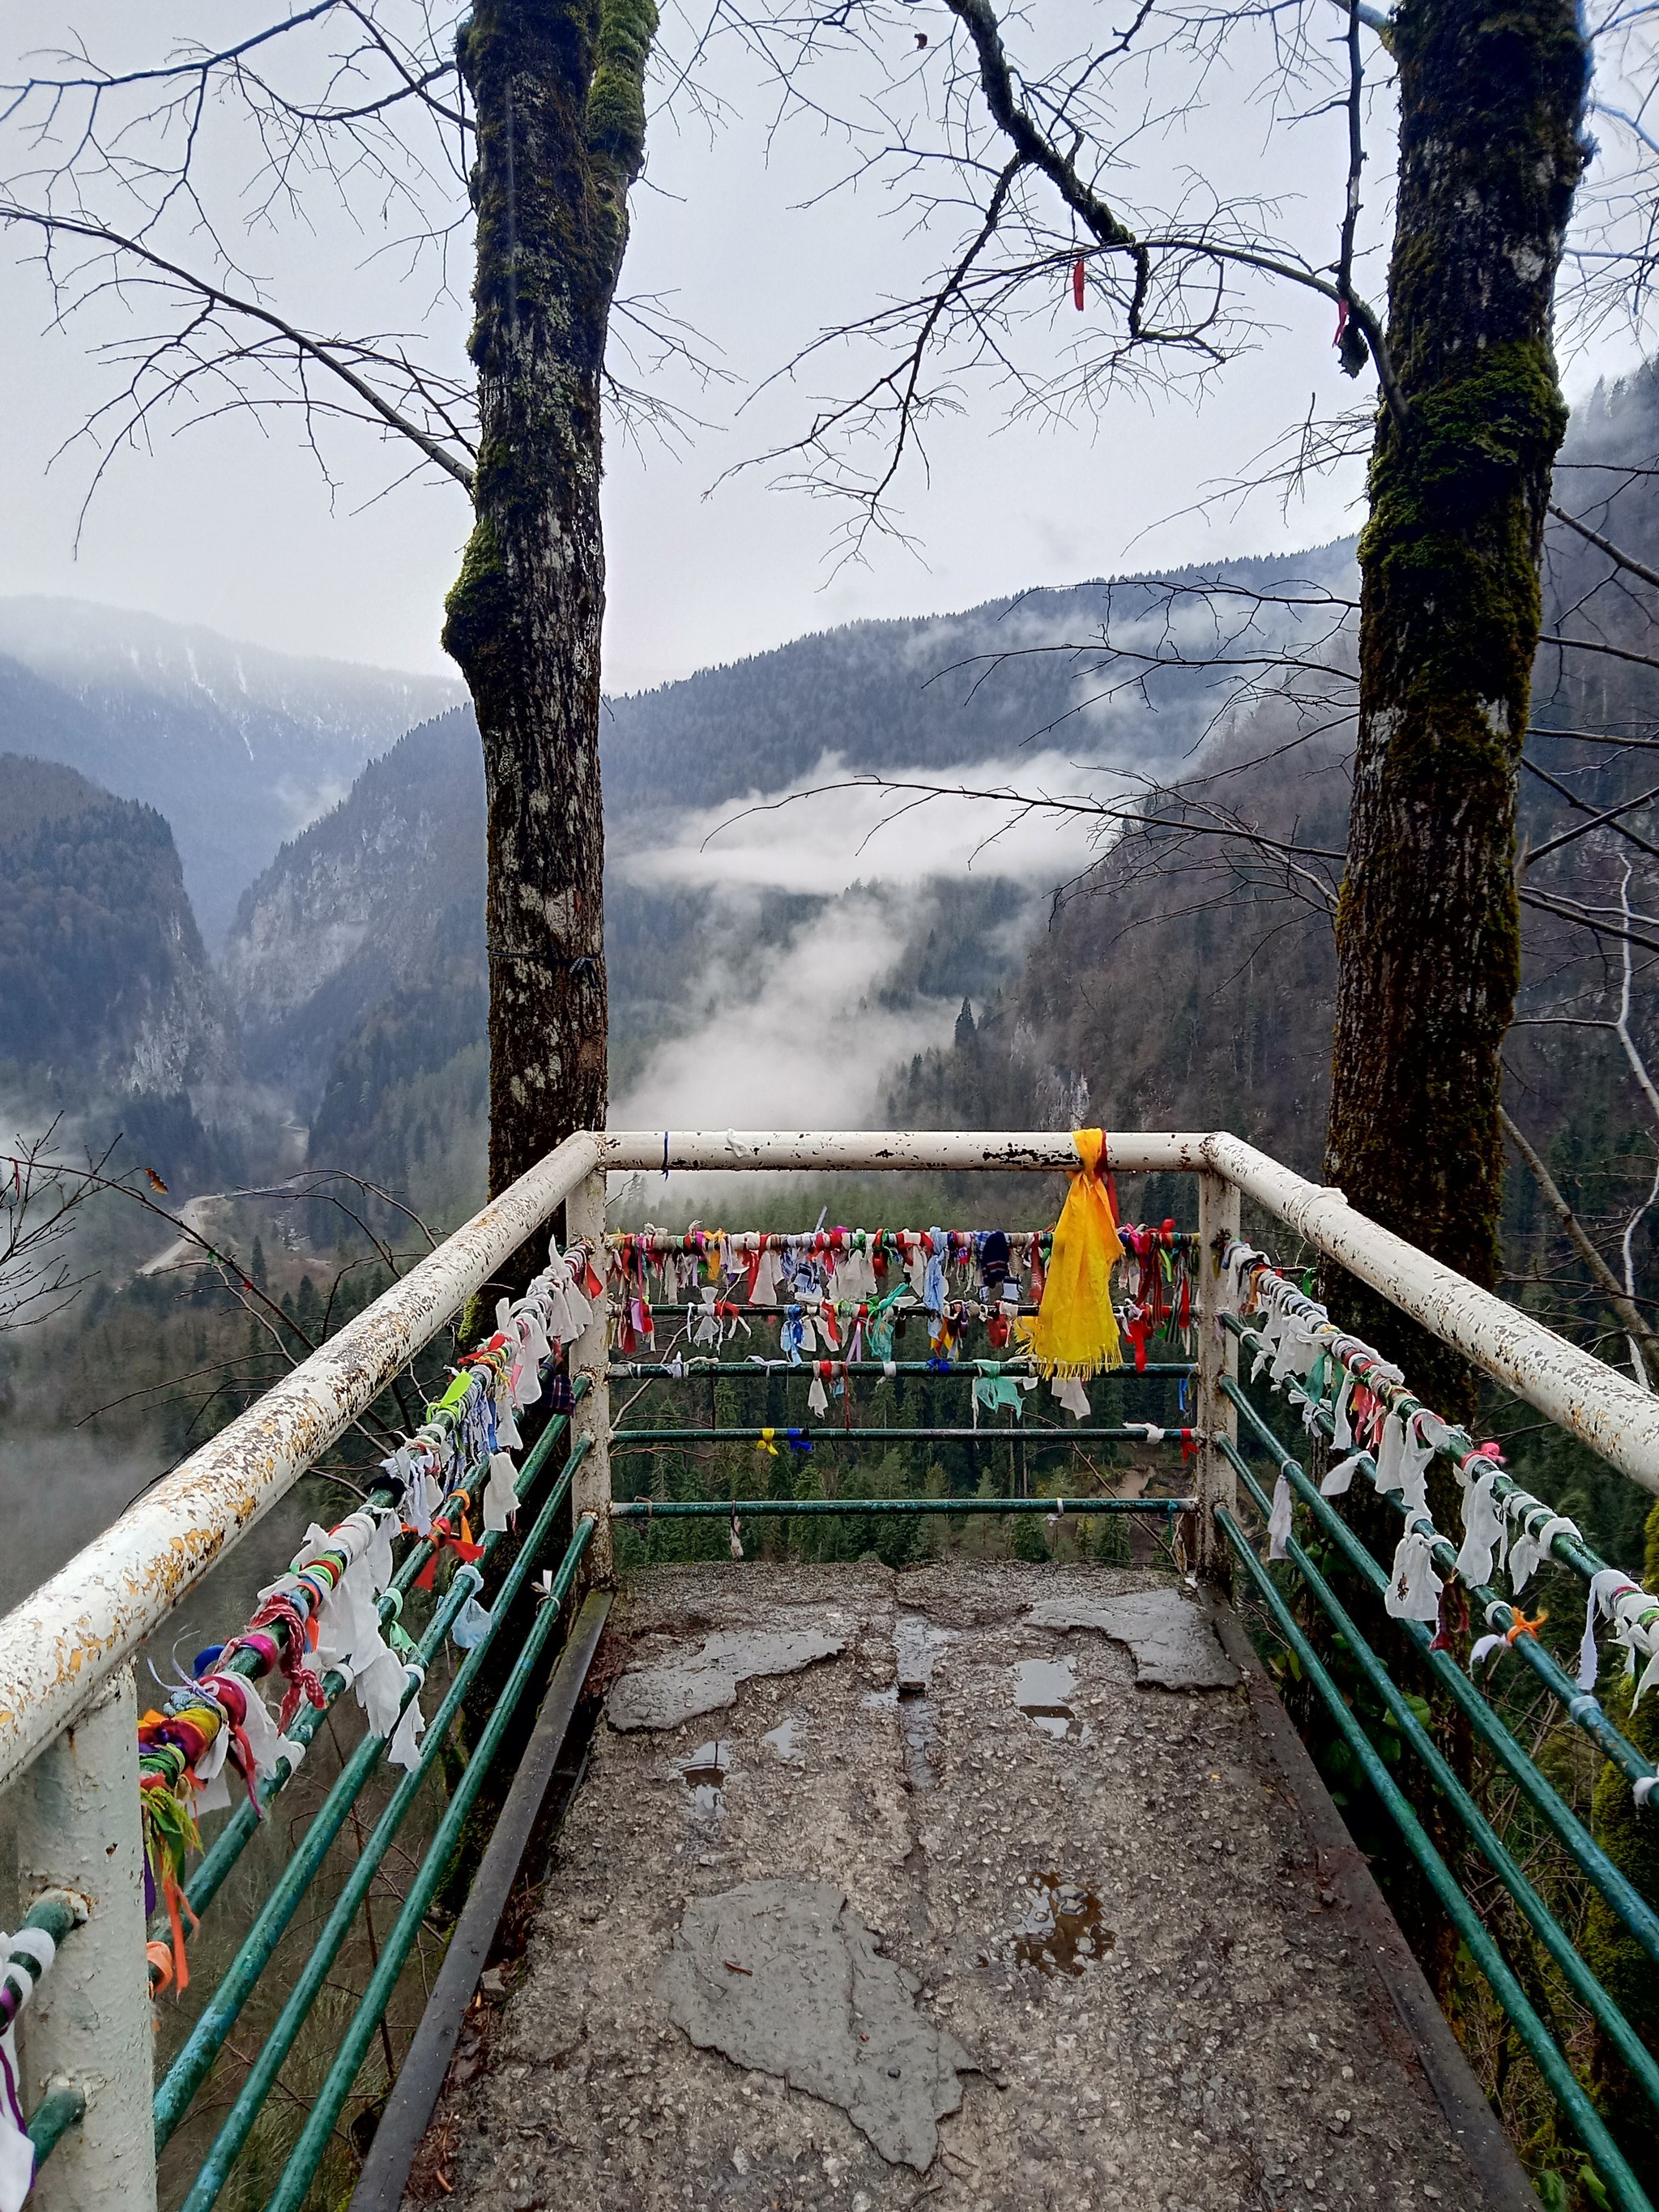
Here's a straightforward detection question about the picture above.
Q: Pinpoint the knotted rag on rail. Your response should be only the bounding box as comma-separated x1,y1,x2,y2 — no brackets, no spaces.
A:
1016,1129,1123,1376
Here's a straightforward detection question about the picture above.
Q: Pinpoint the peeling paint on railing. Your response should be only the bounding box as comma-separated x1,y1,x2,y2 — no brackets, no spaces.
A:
0,1131,599,1795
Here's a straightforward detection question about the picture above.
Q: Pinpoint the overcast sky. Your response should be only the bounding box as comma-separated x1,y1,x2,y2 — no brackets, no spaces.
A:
0,4,1646,694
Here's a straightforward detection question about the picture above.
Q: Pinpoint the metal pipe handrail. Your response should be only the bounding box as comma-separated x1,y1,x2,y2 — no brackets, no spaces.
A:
608,1358,1195,1377
1217,1427,1659,1963
3,1121,1657,2206
612,1494,1189,1518
0,1128,601,1794
601,1130,1659,1495
609,1424,1188,1445
1219,1505,1653,2212
1222,1345,1659,1793
151,1434,590,2151
263,1513,599,2212
174,1505,595,2208
1226,1445,1659,2095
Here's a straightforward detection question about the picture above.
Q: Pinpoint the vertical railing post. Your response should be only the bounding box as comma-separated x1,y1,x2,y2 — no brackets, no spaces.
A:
15,1665,155,2212
1195,1170,1241,1586
568,1164,613,1582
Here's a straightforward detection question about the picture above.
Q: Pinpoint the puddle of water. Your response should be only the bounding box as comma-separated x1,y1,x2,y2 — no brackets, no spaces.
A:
680,1739,728,1817
1013,1872,1115,1978
1013,1657,1078,1739
761,1716,805,1766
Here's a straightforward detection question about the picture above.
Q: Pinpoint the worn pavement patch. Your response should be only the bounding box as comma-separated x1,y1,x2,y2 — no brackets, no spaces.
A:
1027,1586,1237,1689
607,1624,847,1731
661,1878,970,2168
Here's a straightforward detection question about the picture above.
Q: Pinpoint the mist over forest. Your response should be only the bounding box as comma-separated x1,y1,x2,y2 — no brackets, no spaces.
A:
1,360,1657,1622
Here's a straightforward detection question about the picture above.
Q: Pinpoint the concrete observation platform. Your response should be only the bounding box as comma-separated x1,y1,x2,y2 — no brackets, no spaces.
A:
407,1561,1533,2212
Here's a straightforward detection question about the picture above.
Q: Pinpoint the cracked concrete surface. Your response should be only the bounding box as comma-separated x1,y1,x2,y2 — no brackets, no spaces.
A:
663,1879,971,2168
410,1561,1509,2212
1026,1587,1239,1690
606,1625,849,1732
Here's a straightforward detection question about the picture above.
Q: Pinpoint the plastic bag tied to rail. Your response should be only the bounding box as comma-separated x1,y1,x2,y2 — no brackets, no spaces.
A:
1016,1128,1124,1376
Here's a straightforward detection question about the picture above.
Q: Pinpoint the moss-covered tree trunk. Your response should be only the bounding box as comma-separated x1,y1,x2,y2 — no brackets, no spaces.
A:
443,0,656,1194
1323,0,1586,1412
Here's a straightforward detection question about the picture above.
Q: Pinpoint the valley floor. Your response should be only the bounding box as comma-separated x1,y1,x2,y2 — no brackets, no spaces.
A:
405,1560,1525,2212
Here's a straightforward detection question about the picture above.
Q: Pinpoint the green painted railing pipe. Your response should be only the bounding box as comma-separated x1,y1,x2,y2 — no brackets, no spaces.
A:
8,1894,86,2173
609,1359,1195,1378
262,1513,596,2212
1227,1442,1659,2104
611,1425,1175,1445
1222,1357,1659,1796
174,1388,585,1930
613,1494,1189,1518
1225,1310,1629,1599
1218,1505,1653,2212
157,1437,587,2163
153,1556,486,2152
1218,1417,1659,1966
173,1473,588,2206
27,2083,86,2163
1490,1471,1632,1595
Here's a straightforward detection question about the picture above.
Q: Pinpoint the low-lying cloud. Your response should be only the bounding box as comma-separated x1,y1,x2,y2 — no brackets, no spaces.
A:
610,751,1115,1135
622,746,1117,899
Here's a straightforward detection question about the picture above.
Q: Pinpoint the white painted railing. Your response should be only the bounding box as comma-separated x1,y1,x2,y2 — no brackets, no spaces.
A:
0,1125,1654,2208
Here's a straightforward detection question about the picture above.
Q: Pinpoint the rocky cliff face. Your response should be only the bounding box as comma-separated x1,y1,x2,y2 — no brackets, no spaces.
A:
0,754,240,1096
220,708,485,1102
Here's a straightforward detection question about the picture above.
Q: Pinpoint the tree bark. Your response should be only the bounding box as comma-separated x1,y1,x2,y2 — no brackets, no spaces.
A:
444,0,656,1196
1323,0,1586,1413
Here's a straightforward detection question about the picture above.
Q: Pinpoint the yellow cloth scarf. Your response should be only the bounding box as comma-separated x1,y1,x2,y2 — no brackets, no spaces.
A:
1016,1128,1123,1376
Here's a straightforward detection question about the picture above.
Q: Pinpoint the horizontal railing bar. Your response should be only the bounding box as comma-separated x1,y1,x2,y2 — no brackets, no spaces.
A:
1218,1431,1659,1964
610,1426,1185,1445
633,1303,1040,1318
609,1360,1195,1377
1222,1366,1659,1794
265,1515,598,2212
1226,1442,1659,2097
1218,1505,1653,2212
600,1130,1659,1493
155,1549,491,2138
346,1591,612,2211
607,1226,1200,1250
612,1496,1189,1518
1224,1275,1631,1602
599,1130,1206,1174
0,1129,601,1792
27,2083,86,2165
173,1480,592,2200
7,1890,86,2173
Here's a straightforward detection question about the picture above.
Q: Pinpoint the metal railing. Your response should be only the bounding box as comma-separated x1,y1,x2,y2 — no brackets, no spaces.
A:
0,1128,1650,2207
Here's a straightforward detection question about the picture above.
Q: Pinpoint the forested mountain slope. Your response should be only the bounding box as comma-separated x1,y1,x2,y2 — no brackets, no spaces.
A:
0,753,238,1100
599,544,1358,813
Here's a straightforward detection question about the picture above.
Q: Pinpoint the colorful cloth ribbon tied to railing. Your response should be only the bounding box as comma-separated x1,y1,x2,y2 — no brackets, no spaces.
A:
0,1928,53,2209
1223,1239,1659,1789
1017,1129,1124,1377
134,1230,595,1995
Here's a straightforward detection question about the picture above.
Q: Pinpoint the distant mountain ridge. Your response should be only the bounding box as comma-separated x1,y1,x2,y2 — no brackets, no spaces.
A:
598,543,1360,817
0,599,461,944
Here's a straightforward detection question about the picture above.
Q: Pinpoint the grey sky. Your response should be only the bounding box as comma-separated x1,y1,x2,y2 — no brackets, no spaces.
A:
0,4,1646,694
